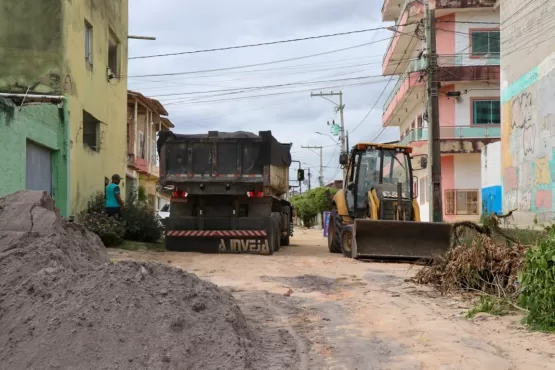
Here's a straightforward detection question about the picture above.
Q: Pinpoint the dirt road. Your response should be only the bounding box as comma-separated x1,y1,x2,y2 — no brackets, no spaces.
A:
109,229,555,370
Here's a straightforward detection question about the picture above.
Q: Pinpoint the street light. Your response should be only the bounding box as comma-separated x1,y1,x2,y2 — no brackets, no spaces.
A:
315,132,340,145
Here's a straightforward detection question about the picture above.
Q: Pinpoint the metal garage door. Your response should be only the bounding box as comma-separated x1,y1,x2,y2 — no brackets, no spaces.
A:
26,141,53,194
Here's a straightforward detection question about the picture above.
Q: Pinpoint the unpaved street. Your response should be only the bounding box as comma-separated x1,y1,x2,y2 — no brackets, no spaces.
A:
109,229,555,370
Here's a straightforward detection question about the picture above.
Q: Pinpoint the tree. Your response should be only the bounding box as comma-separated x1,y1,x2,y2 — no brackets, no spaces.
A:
291,187,338,227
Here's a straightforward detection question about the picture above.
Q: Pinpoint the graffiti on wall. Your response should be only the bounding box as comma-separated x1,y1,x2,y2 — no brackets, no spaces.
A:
502,59,555,223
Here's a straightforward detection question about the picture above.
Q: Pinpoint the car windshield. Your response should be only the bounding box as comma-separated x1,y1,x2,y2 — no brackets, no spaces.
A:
381,150,410,195
160,204,170,212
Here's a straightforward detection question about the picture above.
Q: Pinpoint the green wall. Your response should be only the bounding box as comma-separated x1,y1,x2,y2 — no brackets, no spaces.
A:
0,0,63,94
0,98,69,216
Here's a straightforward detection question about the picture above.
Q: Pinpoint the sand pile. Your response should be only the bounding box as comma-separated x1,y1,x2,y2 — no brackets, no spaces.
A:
0,191,261,370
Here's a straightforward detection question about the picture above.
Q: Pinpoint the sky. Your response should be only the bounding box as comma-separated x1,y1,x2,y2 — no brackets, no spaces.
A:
128,0,398,188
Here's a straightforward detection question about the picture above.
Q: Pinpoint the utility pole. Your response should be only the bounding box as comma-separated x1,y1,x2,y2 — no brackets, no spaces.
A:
307,168,312,191
424,0,443,222
301,145,324,187
310,91,347,179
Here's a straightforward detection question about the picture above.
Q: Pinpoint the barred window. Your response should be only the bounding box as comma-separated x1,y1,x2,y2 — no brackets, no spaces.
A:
444,189,479,215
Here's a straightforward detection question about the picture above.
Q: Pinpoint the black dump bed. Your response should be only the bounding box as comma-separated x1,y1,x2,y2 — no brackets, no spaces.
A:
157,130,292,190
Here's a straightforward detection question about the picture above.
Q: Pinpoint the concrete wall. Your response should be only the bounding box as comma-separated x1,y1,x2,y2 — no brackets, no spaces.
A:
481,141,501,214
500,0,555,226
62,0,129,216
0,98,69,216
0,0,64,94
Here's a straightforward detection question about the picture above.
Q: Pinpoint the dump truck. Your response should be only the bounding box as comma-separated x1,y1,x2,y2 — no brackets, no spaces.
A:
328,142,452,260
157,130,294,255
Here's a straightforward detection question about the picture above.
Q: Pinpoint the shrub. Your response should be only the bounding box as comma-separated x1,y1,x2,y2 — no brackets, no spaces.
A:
82,212,125,247
519,226,555,331
84,189,163,244
122,201,163,242
122,188,163,243
87,191,105,214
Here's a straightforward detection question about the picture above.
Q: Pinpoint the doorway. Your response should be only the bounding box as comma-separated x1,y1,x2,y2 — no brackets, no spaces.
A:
26,140,53,194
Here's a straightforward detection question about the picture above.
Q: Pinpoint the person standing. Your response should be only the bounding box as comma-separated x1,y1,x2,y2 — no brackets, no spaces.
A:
105,174,125,217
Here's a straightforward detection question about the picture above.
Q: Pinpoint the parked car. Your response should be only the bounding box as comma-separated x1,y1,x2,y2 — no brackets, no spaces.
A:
158,204,170,219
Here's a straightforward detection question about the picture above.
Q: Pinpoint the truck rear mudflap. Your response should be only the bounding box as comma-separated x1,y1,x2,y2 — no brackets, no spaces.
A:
164,216,275,255
165,229,272,255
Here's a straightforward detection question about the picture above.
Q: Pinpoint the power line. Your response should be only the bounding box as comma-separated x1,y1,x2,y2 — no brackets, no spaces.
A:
161,79,388,106
129,25,414,60
349,27,421,136
149,74,387,98
128,37,394,78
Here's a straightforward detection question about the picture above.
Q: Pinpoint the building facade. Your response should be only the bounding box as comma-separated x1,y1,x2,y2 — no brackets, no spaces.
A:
499,0,555,226
127,91,173,214
0,0,129,218
381,0,500,222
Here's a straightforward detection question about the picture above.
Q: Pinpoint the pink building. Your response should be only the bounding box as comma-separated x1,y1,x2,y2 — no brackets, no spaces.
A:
381,0,500,222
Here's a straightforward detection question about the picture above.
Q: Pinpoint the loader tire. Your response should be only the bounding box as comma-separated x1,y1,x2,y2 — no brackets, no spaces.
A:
328,207,342,253
340,225,354,258
280,206,291,246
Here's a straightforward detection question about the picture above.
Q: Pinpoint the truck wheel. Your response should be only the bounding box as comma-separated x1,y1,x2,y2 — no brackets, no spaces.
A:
280,206,291,246
270,212,281,252
328,207,342,253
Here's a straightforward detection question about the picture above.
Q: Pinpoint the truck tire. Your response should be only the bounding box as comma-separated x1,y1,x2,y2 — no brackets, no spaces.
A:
328,207,342,253
270,212,281,252
280,206,291,246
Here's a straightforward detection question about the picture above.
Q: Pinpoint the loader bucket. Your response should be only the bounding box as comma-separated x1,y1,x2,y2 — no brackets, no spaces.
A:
352,219,452,261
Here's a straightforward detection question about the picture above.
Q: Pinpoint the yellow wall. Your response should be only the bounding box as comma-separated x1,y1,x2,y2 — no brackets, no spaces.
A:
62,0,129,216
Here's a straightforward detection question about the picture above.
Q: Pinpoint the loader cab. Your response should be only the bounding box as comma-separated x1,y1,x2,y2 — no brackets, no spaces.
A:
341,144,426,219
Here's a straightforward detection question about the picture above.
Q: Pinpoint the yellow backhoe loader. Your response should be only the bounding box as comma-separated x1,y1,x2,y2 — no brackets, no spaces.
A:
328,142,451,260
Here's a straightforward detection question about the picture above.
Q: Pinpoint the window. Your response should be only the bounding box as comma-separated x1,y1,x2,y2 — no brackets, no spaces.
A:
108,32,120,76
444,189,479,215
419,176,426,205
471,31,500,57
473,100,500,124
83,110,100,150
85,21,93,67
445,190,455,215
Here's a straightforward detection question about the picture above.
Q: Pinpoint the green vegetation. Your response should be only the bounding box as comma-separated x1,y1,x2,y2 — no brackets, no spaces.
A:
120,240,165,252
290,187,337,227
466,295,513,318
519,225,555,332
416,212,555,331
80,186,164,248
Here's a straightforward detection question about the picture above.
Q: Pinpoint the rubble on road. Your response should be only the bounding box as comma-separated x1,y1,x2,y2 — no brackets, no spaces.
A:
0,191,262,370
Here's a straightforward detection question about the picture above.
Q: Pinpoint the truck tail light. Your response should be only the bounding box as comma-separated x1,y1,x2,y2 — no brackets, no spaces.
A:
172,190,188,198
246,191,264,198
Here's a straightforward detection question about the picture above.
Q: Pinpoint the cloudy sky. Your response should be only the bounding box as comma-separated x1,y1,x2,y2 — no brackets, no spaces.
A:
128,0,398,188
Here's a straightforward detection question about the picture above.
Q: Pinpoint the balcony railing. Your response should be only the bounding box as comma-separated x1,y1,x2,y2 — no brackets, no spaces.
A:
399,125,501,146
437,54,500,67
383,58,427,112
436,0,496,9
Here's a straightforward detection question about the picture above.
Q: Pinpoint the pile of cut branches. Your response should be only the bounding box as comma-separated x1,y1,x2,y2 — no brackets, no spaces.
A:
414,235,527,295
413,211,529,295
